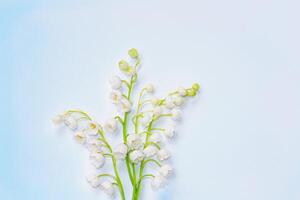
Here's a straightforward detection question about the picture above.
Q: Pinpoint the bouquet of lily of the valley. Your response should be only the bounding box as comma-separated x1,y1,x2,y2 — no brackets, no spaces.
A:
53,48,200,200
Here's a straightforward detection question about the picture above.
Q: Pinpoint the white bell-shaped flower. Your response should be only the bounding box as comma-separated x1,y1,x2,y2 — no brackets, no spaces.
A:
172,95,184,106
165,96,175,109
164,126,176,139
86,121,101,136
114,143,128,160
74,131,86,144
104,118,118,133
153,106,163,117
151,175,167,190
86,173,100,188
52,114,66,125
149,133,162,144
64,116,78,130
127,134,143,150
151,98,160,106
140,114,152,127
129,149,144,163
109,76,122,90
177,87,187,96
118,98,132,113
89,152,105,168
87,138,102,153
143,145,158,158
110,90,122,104
157,149,171,161
144,83,154,93
100,181,115,197
158,164,173,178
171,108,182,121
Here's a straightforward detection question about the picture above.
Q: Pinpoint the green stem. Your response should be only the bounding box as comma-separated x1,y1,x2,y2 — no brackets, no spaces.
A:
136,120,154,197
98,130,125,200
123,76,135,186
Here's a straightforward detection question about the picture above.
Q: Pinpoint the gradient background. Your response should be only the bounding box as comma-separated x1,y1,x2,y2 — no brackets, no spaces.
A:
1,0,300,200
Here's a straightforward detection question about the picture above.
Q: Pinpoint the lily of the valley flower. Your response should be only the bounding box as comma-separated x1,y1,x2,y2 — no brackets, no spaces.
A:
177,87,187,96
86,173,100,188
87,138,102,153
158,164,173,178
157,149,171,161
164,126,176,139
89,152,105,168
143,145,158,158
171,108,182,121
100,181,115,197
114,143,128,160
140,114,151,127
172,95,184,106
104,118,118,133
145,84,154,93
52,113,66,125
109,76,122,90
74,131,86,144
151,175,167,190
149,133,162,144
118,98,132,113
153,106,163,117
127,134,143,150
129,149,144,163
151,98,160,106
64,116,77,130
165,96,175,109
110,90,122,104
86,121,101,136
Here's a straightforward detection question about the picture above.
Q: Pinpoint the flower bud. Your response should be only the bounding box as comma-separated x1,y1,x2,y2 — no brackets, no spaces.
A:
192,83,200,91
187,89,196,96
128,48,139,58
151,98,160,106
118,60,129,71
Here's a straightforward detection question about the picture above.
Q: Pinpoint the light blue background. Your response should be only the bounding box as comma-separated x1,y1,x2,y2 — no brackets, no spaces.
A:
1,0,300,200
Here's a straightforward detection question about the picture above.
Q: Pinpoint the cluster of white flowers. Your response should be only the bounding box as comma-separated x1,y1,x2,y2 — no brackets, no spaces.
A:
53,48,200,200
